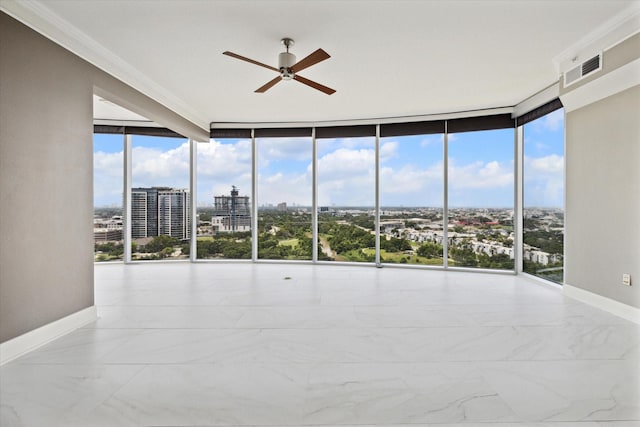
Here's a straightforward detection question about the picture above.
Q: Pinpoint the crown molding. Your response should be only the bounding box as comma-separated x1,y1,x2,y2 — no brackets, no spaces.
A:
0,0,209,130
553,2,640,74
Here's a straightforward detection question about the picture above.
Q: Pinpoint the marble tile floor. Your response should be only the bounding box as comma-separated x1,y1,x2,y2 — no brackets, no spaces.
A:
1,262,638,427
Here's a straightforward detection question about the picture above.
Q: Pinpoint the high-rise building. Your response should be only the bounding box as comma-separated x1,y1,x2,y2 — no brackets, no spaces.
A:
131,187,191,240
211,186,251,233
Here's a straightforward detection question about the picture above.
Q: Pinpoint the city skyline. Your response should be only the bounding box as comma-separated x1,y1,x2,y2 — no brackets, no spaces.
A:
94,110,563,208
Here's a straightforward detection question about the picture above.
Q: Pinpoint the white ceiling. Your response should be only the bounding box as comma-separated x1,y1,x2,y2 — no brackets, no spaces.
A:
4,0,639,130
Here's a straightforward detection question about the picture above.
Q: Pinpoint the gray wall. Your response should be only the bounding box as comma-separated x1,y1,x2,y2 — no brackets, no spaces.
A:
0,12,207,343
563,34,640,308
560,33,640,95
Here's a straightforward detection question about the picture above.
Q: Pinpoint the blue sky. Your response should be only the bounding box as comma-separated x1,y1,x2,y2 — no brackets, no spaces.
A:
257,137,312,206
94,110,564,208
523,109,564,208
448,128,514,208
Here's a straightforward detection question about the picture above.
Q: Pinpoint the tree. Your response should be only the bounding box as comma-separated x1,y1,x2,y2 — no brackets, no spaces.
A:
95,241,124,258
478,253,513,269
417,242,443,258
180,243,190,256
449,245,477,267
143,235,180,253
381,237,411,252
523,230,563,254
160,247,173,259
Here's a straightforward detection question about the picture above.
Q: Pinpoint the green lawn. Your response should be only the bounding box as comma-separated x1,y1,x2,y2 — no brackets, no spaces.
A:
361,248,443,265
278,238,299,247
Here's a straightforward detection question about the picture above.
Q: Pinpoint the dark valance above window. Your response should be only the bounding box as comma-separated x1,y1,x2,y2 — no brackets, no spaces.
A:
210,128,252,139
447,113,515,133
94,125,185,138
254,127,312,138
380,120,445,137
315,125,376,138
515,98,563,127
208,112,520,139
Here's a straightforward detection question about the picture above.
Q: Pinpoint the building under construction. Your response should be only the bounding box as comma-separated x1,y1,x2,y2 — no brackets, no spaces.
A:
211,186,251,233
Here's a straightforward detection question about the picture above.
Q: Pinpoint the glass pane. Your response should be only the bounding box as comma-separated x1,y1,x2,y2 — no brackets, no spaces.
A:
196,138,252,259
523,109,564,283
257,137,312,260
380,134,444,265
317,137,375,262
131,135,190,261
93,133,124,262
448,128,514,270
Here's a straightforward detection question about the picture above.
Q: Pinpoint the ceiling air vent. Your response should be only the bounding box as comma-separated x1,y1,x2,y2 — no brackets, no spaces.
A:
564,53,602,87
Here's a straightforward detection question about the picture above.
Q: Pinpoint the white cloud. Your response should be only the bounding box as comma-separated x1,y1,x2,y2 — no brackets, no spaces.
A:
317,173,376,206
380,163,442,194
379,162,444,206
317,147,375,177
198,140,252,205
94,140,254,207
529,109,564,133
526,154,563,174
420,135,444,147
94,150,123,178
318,155,373,201
256,137,312,161
448,159,513,190
524,154,564,207
542,109,564,132
379,140,398,161
316,147,376,206
257,170,312,206
94,150,123,207
131,143,190,188
198,139,251,175
317,137,375,157
94,138,560,209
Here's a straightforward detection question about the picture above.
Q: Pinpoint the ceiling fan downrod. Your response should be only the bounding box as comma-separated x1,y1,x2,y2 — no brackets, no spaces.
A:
279,38,296,80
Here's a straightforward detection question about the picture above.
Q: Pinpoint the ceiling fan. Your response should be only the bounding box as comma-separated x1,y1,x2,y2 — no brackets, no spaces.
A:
223,38,335,95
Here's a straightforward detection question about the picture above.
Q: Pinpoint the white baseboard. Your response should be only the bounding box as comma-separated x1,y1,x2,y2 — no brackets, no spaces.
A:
563,284,640,324
0,306,97,365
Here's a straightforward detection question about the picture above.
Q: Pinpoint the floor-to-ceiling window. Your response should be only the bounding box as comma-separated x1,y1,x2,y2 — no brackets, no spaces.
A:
447,121,515,270
379,130,445,265
131,134,191,261
93,108,570,283
522,107,564,283
93,133,124,262
257,132,313,260
196,137,252,259
317,129,376,262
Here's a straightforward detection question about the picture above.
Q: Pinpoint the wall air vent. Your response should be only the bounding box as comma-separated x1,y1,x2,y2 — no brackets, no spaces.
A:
564,53,602,87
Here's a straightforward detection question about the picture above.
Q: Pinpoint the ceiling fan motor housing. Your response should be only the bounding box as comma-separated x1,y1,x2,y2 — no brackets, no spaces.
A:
279,52,296,80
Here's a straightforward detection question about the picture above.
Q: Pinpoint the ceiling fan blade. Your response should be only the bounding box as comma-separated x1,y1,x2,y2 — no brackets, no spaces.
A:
290,48,331,73
223,51,279,72
293,75,336,95
255,76,282,93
